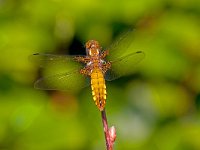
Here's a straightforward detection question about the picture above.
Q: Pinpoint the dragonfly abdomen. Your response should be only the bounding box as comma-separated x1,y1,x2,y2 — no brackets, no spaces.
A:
90,68,106,111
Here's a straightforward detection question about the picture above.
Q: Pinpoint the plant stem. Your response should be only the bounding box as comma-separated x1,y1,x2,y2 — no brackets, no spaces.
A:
101,109,116,150
101,109,110,150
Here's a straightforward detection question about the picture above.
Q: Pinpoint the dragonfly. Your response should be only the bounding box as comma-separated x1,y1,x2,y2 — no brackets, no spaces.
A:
30,32,145,111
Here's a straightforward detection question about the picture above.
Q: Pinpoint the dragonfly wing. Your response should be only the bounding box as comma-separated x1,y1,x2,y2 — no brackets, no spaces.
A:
105,29,135,59
34,70,90,91
105,51,145,81
30,53,89,91
29,53,84,69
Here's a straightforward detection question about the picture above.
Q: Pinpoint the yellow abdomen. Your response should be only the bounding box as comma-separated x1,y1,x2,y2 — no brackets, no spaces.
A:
91,68,106,111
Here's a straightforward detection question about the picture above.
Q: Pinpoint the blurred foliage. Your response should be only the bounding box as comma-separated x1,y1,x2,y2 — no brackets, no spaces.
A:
0,0,200,150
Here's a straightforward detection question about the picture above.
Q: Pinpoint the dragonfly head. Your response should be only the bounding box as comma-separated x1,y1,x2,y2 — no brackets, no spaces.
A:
86,40,101,56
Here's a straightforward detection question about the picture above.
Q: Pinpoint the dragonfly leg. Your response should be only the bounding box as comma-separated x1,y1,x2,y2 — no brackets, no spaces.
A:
80,66,91,76
74,56,90,63
102,61,111,73
101,50,109,58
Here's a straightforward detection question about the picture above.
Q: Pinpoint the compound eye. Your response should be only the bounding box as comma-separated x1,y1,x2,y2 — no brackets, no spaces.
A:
89,49,92,56
96,49,99,55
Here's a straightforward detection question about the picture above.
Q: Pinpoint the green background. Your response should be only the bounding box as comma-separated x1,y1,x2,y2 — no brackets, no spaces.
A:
0,0,200,150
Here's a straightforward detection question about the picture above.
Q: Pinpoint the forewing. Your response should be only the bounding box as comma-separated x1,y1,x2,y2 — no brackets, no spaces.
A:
105,51,145,81
105,29,135,59
34,70,90,91
29,53,84,70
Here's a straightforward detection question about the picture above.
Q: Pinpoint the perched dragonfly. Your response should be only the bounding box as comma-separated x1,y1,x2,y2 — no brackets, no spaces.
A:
30,32,145,111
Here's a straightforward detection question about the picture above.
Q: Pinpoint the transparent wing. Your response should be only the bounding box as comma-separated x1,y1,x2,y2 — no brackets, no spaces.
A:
34,70,90,91
30,53,89,91
105,29,135,59
29,53,85,69
105,51,145,81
